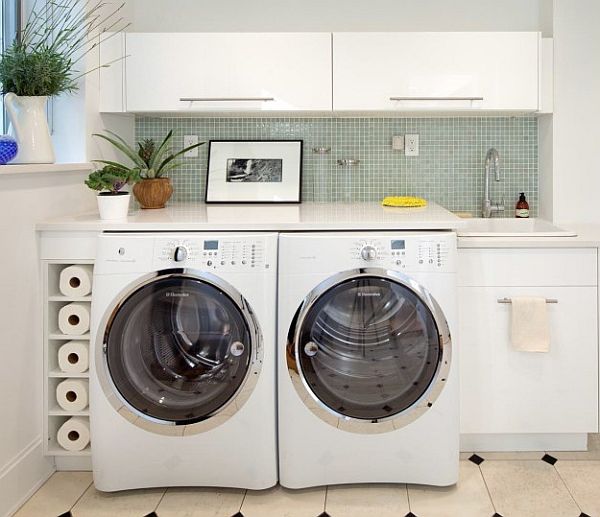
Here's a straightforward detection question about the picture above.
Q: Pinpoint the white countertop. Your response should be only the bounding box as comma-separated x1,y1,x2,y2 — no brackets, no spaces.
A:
36,203,600,248
36,202,466,232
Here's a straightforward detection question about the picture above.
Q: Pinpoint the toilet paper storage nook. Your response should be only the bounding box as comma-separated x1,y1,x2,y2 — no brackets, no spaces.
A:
42,261,93,457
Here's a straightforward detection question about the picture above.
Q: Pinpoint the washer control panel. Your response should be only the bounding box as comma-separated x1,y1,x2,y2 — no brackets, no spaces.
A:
351,236,453,272
155,236,270,270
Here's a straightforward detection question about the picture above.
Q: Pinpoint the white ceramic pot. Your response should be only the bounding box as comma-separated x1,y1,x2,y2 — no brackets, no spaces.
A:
5,93,55,164
97,193,130,221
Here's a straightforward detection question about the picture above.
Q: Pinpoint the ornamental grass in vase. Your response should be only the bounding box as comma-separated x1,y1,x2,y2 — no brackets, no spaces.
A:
0,0,128,164
94,130,204,209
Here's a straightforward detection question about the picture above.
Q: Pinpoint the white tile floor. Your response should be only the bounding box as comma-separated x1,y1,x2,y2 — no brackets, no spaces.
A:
14,444,600,517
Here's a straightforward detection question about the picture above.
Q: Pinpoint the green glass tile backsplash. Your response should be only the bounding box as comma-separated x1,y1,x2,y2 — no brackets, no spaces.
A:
135,116,538,216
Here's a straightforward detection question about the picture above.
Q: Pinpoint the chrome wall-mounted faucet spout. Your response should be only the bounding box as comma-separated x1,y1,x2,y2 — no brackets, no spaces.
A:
482,148,504,218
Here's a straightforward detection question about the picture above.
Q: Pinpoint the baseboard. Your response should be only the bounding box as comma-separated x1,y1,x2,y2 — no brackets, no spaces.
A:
0,438,55,517
55,456,92,472
460,433,588,452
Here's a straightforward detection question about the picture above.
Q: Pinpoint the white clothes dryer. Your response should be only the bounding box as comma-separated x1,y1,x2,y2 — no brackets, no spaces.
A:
278,232,459,488
90,232,278,491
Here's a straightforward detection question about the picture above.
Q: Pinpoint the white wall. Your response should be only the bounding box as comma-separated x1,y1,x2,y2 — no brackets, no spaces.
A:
0,172,96,517
552,0,600,224
127,0,552,33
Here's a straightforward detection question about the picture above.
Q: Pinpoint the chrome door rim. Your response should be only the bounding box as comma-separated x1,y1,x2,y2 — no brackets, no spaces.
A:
286,268,452,434
95,269,263,436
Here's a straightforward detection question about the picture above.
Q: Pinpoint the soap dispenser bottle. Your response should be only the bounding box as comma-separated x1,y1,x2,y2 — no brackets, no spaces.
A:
515,193,530,218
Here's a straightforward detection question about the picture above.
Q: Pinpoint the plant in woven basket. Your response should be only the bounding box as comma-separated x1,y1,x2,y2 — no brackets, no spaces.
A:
93,130,204,179
93,130,204,208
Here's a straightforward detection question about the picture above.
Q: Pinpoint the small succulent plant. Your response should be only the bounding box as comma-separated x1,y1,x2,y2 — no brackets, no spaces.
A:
85,165,138,195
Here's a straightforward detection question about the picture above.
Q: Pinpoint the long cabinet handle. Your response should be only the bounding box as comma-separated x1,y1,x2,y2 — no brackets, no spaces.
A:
389,96,484,101
179,97,275,102
497,298,558,304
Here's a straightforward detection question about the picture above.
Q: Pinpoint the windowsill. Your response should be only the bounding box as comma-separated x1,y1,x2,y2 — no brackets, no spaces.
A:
0,162,94,176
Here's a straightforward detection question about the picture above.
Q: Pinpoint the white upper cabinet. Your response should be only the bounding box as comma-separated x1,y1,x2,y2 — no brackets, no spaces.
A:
124,33,332,113
333,32,541,112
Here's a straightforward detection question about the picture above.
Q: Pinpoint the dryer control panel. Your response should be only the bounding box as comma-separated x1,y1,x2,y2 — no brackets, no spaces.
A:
282,232,457,275
351,237,453,271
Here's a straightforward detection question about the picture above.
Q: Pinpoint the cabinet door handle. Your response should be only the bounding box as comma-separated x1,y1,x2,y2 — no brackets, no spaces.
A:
497,298,558,304
389,96,484,101
179,97,275,102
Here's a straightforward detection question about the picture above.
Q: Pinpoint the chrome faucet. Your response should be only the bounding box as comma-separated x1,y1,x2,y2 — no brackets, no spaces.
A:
482,148,504,218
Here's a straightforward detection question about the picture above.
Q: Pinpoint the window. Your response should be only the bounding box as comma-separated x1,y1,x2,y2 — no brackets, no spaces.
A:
1,0,21,131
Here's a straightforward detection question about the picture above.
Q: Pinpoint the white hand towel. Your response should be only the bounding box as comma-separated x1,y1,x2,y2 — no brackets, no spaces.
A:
511,297,551,352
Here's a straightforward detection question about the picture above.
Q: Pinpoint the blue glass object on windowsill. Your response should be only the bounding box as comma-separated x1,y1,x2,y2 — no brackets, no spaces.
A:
0,135,18,165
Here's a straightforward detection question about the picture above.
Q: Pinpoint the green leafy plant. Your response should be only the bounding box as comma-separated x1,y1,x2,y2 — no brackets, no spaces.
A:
93,130,205,179
85,165,137,195
0,0,128,96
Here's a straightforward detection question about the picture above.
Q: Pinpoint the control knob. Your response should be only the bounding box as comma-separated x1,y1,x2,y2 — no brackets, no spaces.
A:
174,246,188,262
360,245,378,261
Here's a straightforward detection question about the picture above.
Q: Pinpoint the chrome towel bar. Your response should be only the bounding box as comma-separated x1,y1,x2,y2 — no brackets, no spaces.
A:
497,298,558,304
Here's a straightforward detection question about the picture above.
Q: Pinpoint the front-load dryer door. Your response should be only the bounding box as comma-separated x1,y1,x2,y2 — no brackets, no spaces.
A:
287,268,451,434
98,270,262,434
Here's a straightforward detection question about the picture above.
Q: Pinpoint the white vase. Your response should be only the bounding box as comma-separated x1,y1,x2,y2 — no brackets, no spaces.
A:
97,193,130,221
5,93,55,164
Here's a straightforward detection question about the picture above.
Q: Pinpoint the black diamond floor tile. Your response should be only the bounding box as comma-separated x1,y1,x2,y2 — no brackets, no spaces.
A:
144,513,158,517
469,453,485,465
405,513,418,517
580,513,592,517
57,512,72,517
231,512,244,517
316,513,331,517
542,454,558,465
493,513,504,517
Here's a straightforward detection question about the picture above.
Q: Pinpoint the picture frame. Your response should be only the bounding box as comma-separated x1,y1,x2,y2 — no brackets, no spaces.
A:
205,140,303,204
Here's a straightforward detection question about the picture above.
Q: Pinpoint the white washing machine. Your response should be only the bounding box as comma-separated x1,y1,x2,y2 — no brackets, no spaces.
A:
90,232,278,491
278,232,459,488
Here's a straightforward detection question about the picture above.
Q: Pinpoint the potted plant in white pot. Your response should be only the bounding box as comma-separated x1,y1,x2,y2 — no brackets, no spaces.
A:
94,130,204,209
85,166,138,220
0,0,127,164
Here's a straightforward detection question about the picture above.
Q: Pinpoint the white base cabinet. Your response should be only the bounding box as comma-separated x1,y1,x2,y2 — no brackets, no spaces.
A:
333,32,541,112
458,247,599,437
124,33,332,113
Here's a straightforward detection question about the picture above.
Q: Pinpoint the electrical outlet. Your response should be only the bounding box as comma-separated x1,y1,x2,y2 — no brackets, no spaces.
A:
392,135,405,151
405,134,420,157
183,135,199,158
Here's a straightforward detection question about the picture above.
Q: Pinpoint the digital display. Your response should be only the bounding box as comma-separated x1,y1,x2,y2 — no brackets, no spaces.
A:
391,240,406,250
204,240,219,250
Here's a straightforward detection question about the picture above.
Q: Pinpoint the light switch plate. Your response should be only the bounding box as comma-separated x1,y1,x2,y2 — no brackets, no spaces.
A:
183,135,199,158
405,134,420,156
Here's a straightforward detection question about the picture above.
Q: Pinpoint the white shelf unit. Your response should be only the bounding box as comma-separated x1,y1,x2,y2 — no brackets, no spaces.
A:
43,261,93,458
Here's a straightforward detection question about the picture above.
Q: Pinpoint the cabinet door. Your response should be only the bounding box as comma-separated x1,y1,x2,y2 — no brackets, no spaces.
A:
333,32,540,111
125,33,332,112
459,286,598,434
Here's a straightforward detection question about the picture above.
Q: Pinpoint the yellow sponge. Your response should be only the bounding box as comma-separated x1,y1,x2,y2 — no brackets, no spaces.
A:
382,196,428,208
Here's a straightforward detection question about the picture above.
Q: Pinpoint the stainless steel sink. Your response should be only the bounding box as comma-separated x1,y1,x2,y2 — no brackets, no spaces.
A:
458,218,577,237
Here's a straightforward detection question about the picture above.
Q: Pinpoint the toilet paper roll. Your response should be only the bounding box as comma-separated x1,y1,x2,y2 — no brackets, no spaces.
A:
58,303,90,336
57,341,89,374
56,379,88,412
59,265,93,298
57,417,90,452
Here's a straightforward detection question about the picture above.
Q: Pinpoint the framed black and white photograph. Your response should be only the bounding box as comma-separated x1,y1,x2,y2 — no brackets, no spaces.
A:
205,140,303,203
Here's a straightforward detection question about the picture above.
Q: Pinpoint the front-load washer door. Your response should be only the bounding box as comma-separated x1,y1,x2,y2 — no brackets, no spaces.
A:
98,270,262,434
287,268,451,434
